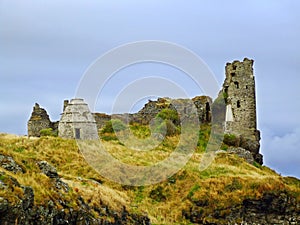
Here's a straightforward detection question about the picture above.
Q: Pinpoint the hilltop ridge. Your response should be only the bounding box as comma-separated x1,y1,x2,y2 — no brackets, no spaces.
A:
0,132,299,224
1,59,299,224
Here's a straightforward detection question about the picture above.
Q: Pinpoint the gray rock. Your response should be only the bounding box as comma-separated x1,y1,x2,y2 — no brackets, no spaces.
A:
0,166,150,224
55,178,69,192
240,136,260,154
254,153,263,165
0,197,8,213
227,147,254,164
22,186,34,210
0,171,20,187
37,160,58,178
0,154,24,173
183,191,300,224
37,161,69,192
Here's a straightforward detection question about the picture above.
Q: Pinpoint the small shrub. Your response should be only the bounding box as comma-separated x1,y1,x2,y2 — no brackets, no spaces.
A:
223,91,228,100
224,178,243,192
100,134,118,141
149,186,167,202
130,124,151,138
0,174,5,181
14,146,25,153
187,184,200,199
101,119,127,134
197,127,210,149
155,120,179,136
224,133,236,141
220,143,229,151
156,108,179,124
252,161,262,168
223,133,238,146
40,128,57,137
134,186,145,203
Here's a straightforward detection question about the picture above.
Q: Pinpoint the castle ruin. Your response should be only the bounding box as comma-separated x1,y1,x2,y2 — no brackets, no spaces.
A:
27,58,262,163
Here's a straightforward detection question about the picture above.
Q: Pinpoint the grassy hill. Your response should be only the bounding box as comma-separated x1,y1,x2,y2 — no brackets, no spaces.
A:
0,124,299,224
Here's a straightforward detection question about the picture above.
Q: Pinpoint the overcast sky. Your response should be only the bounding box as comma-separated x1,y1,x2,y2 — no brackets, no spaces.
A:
1,1,299,178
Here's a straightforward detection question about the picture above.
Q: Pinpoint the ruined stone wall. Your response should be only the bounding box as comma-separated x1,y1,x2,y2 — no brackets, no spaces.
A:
90,96,212,130
27,103,57,137
129,96,212,125
192,96,212,123
133,98,172,125
93,113,111,130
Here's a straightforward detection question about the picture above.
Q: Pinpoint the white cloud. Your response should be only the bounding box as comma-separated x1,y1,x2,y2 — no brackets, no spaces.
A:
262,127,300,178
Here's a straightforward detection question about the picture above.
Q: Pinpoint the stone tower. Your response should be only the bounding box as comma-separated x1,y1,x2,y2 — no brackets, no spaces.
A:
58,98,99,140
222,58,262,164
223,58,257,138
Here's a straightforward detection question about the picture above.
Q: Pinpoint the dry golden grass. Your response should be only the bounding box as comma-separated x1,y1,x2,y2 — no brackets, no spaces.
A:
64,178,129,211
100,137,176,166
0,130,299,224
0,135,126,210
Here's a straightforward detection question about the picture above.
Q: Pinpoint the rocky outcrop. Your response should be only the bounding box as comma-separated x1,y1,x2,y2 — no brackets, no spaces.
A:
227,147,255,164
37,160,59,178
223,133,263,165
183,191,300,224
37,160,70,192
0,154,24,173
239,192,300,224
0,200,150,225
27,103,58,137
0,193,150,225
0,164,150,225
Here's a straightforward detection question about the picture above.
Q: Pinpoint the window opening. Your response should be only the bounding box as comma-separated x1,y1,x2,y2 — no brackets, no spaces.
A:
75,128,81,139
234,81,239,89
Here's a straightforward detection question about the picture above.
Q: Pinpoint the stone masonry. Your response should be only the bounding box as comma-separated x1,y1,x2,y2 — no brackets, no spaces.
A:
130,96,212,126
27,103,58,137
223,58,257,137
28,96,212,138
222,58,262,164
58,98,99,140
